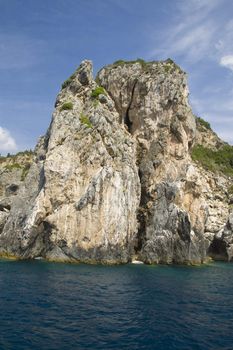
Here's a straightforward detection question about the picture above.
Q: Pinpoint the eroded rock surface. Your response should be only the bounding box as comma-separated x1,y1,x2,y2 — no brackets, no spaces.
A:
0,61,140,263
0,59,232,264
0,152,33,239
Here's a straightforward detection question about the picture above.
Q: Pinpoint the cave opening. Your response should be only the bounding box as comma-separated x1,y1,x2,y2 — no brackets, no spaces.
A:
124,108,133,133
208,238,228,261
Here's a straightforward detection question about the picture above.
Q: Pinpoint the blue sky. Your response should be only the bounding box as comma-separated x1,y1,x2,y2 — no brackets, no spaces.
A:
0,0,233,154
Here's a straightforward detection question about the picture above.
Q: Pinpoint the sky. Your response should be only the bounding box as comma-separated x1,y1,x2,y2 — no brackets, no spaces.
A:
0,0,233,154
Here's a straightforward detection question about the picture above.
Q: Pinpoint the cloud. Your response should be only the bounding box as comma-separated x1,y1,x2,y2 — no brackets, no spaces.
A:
0,127,17,153
167,23,215,62
148,0,225,63
177,0,222,16
220,55,233,71
146,0,233,146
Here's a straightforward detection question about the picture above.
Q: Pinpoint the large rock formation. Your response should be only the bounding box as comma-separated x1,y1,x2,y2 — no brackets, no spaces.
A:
0,59,232,264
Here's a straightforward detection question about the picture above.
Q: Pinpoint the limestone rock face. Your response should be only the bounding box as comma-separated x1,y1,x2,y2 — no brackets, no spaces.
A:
98,60,232,264
0,61,140,263
208,212,233,261
195,118,226,150
0,59,232,264
0,152,33,239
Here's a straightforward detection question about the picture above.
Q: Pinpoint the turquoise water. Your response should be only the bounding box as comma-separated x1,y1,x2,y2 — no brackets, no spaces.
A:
0,260,232,350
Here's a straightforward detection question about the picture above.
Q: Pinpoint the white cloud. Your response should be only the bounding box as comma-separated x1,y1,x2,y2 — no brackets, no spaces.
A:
220,55,233,71
147,0,233,146
148,0,226,63
178,0,223,15
0,127,17,153
167,23,216,62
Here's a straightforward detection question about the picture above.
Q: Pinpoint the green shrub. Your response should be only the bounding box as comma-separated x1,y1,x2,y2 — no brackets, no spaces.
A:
135,58,147,68
1,150,33,161
163,58,182,73
165,58,174,65
80,113,93,128
91,87,106,98
61,72,77,89
113,60,126,66
112,58,182,74
164,64,172,73
191,144,233,177
60,102,73,111
228,185,233,194
113,58,147,68
4,163,22,171
15,150,33,156
196,116,211,130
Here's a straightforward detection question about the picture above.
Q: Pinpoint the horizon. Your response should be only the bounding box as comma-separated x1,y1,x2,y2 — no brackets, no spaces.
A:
0,0,233,154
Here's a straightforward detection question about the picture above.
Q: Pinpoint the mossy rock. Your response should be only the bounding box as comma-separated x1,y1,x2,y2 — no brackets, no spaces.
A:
163,59,182,74
4,163,22,171
60,102,73,111
80,113,93,128
91,87,106,98
112,58,149,69
111,58,182,74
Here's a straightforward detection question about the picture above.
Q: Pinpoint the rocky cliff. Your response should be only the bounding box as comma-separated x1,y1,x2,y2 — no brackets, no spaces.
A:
0,59,232,264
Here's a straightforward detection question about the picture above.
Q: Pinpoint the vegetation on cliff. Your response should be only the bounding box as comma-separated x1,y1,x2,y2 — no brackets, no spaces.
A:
111,58,182,73
91,86,106,98
60,102,73,111
196,116,211,130
79,113,93,128
191,144,233,177
0,150,33,181
61,70,78,89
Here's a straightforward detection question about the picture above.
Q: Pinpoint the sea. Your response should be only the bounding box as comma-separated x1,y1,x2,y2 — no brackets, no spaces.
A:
0,260,232,350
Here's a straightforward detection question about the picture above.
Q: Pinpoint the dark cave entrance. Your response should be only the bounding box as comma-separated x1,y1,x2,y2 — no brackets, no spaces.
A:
123,80,138,134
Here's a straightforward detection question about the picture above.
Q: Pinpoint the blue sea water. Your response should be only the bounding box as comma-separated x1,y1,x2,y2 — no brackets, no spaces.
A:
0,261,232,350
